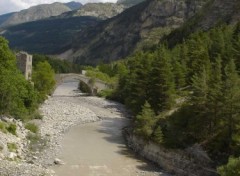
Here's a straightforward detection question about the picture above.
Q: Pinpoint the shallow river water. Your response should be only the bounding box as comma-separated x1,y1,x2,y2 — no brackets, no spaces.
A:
51,81,169,176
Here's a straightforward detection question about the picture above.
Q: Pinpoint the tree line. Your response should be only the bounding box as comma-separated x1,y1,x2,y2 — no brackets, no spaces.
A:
0,37,56,121
93,24,240,174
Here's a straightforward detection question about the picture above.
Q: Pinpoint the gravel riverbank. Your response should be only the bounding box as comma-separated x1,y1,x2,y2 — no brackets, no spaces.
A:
0,81,168,176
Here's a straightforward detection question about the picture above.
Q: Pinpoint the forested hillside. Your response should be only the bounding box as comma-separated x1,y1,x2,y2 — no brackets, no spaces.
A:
2,16,100,54
62,0,207,64
90,23,240,174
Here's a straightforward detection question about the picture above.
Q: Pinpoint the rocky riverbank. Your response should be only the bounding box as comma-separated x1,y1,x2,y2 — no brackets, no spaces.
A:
123,128,218,176
0,82,101,176
0,81,132,176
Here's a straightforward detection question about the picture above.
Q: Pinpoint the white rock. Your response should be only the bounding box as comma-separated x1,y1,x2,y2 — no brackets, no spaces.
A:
8,152,17,159
54,158,65,165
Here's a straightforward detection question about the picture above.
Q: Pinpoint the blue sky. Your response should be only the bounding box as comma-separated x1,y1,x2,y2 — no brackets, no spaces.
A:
0,0,118,15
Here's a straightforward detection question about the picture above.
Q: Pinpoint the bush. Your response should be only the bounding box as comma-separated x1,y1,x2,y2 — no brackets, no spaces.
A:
27,133,48,152
6,124,17,136
217,157,240,176
78,80,92,94
31,111,43,120
25,123,38,133
97,89,114,98
7,143,17,152
0,121,7,133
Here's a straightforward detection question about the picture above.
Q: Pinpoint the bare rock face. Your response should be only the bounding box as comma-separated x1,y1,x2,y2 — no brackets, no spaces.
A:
0,2,71,27
117,0,145,7
124,129,217,176
66,0,207,64
61,3,125,20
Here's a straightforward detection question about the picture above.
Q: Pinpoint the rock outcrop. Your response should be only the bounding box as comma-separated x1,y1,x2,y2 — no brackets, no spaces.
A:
124,129,218,176
60,3,125,20
63,0,207,64
0,2,72,28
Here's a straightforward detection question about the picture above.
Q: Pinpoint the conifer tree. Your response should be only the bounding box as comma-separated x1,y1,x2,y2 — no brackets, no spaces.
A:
222,59,240,146
148,47,175,113
134,101,155,139
152,125,164,144
207,56,223,134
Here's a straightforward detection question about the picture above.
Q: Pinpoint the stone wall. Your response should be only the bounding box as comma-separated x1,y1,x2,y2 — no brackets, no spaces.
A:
123,129,218,176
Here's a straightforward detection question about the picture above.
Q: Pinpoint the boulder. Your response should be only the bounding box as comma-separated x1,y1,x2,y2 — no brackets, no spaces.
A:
54,158,65,165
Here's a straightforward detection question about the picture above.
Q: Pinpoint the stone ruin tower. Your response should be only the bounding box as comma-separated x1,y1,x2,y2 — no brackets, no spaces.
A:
16,51,32,81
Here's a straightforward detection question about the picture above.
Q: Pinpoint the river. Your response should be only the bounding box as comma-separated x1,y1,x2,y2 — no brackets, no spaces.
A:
50,80,169,176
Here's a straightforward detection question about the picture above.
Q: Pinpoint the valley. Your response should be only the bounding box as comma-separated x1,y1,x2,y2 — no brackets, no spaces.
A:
0,0,240,175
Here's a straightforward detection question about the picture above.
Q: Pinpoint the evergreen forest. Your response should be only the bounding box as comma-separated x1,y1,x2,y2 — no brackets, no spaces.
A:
88,24,240,172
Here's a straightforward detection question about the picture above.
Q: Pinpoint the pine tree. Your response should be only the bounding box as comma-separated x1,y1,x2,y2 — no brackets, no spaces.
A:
124,52,153,114
207,56,223,134
222,59,240,146
148,47,175,113
134,101,156,139
187,34,211,78
152,125,164,144
173,60,186,89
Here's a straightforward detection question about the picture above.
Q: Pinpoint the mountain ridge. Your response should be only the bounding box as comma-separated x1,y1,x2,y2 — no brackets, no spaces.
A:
0,1,82,28
62,0,207,64
59,2,125,20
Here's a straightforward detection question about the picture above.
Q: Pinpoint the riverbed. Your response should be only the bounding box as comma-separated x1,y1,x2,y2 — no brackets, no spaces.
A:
50,80,169,176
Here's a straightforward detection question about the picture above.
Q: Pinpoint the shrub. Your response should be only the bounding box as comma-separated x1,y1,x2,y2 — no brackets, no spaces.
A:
6,124,17,136
27,133,48,152
25,123,38,133
0,121,7,133
7,143,17,152
97,89,114,98
31,111,43,120
217,157,240,176
78,80,92,94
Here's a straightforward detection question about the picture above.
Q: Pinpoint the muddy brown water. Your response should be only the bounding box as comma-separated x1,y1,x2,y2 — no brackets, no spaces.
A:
51,81,169,176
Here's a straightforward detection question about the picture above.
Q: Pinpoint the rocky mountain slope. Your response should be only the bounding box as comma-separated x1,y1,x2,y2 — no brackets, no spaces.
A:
117,0,145,7
64,1,83,10
0,2,81,28
166,0,240,46
62,0,207,64
60,3,125,20
0,13,15,26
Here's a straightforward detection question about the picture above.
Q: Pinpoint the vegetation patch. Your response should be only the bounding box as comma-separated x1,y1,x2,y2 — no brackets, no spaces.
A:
25,123,39,133
27,133,48,152
0,121,7,133
78,80,92,94
6,124,17,136
7,143,17,152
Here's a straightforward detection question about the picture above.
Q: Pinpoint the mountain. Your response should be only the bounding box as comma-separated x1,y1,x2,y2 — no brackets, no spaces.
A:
166,0,240,46
0,13,15,26
0,2,72,28
61,0,207,64
59,3,125,20
1,16,100,54
64,1,83,10
117,0,145,7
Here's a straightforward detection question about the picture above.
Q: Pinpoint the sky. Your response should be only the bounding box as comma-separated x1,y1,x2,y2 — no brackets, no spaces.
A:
0,0,118,15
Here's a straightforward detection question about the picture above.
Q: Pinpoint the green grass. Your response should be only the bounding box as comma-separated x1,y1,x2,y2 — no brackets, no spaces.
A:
0,121,7,133
25,123,39,133
7,143,17,152
27,133,48,152
6,124,17,136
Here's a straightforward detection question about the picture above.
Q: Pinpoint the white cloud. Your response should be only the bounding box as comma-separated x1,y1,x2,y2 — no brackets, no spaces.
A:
0,0,118,15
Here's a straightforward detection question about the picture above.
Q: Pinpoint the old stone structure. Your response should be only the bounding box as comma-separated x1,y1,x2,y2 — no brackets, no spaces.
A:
16,51,32,80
